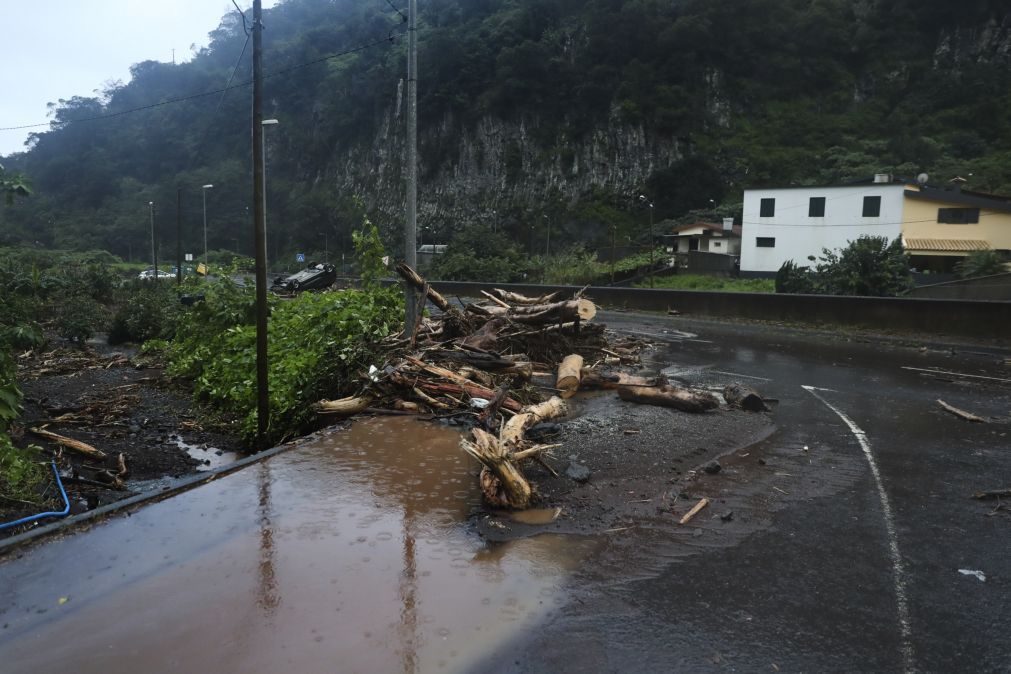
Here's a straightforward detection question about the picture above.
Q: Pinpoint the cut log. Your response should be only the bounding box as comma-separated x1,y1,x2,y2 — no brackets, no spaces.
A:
29,427,107,461
617,385,719,413
393,400,420,412
459,317,509,351
580,369,654,390
395,262,450,311
316,394,373,416
462,428,532,509
488,288,563,305
501,396,569,451
973,488,1011,500
724,384,769,412
556,354,584,399
937,399,986,423
479,299,596,325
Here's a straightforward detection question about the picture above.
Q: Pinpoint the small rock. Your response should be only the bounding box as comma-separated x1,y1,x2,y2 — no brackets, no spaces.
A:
720,511,734,522
704,461,722,474
128,424,141,434
565,462,591,483
758,458,767,465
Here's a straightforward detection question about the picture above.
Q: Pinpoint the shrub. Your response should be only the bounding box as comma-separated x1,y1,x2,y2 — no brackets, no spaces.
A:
108,283,181,345
955,250,1006,279
775,260,815,293
777,236,912,297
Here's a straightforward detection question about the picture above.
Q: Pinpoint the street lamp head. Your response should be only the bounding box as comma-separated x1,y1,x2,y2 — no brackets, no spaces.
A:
262,118,279,126
149,201,154,206
203,184,214,189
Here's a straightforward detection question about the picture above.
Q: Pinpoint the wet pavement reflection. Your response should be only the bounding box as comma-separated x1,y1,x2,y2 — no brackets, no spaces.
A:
0,417,594,674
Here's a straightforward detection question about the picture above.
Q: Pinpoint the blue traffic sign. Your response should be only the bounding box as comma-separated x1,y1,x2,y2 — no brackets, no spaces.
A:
296,253,305,263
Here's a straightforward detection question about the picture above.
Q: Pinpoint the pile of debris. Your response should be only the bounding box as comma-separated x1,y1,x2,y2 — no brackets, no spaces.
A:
315,265,752,510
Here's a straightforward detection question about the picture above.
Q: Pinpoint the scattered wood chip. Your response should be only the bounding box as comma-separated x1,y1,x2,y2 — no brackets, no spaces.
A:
679,497,710,525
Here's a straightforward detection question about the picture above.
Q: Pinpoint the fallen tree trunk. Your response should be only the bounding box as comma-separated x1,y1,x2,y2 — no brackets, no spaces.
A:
463,428,533,509
395,262,450,312
476,299,596,325
501,396,569,451
556,354,584,399
316,395,373,416
580,369,655,390
617,385,719,413
29,427,107,461
724,384,769,412
488,288,563,306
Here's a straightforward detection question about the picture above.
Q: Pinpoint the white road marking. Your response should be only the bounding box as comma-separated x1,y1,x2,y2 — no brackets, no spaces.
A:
802,385,915,673
900,366,1011,384
710,370,772,382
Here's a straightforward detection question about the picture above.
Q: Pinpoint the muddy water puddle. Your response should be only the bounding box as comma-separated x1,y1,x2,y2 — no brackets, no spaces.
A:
0,417,595,674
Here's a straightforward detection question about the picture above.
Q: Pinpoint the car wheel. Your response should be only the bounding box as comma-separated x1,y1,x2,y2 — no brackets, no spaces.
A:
291,280,300,291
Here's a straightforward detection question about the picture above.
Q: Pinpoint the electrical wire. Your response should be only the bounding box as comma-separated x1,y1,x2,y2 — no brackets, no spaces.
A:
0,33,404,134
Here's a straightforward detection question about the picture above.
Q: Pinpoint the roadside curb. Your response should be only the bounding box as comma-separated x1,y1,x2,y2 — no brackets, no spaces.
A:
0,440,300,558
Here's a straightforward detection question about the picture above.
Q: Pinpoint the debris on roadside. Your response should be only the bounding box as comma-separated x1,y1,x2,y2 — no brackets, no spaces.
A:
937,399,987,423
957,569,986,582
723,383,770,412
679,497,710,524
972,487,1011,500
313,264,770,510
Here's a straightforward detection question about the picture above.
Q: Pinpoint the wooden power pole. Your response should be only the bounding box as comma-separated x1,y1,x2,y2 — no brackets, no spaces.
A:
251,0,270,448
403,0,419,335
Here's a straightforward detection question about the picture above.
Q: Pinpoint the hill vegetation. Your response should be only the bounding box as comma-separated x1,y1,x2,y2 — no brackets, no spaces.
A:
2,0,1009,263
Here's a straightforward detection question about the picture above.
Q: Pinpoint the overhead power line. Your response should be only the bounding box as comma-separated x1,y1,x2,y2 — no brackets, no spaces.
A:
0,33,403,134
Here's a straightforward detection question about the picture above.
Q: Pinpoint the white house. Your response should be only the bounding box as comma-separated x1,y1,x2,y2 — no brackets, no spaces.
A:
739,176,906,274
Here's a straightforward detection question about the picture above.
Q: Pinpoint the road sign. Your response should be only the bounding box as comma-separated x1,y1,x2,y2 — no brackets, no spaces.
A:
296,253,305,263
185,253,193,261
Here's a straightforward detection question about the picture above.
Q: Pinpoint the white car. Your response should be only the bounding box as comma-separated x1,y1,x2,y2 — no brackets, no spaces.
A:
138,269,173,280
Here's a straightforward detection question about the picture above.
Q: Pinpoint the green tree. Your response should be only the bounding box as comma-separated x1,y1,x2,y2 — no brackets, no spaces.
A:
955,250,1007,279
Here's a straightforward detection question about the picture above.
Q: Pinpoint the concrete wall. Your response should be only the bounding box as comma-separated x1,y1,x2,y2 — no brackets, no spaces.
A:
428,280,1011,340
740,184,905,273
905,272,1011,300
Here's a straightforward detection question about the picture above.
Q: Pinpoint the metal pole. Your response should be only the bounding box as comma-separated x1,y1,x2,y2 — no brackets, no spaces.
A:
176,187,183,285
202,184,213,266
149,201,156,273
251,0,270,449
649,202,654,288
403,0,418,335
545,214,551,256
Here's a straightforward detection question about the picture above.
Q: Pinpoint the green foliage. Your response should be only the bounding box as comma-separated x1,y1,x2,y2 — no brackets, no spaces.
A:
775,260,815,294
0,435,46,503
163,275,402,443
108,282,181,345
352,216,387,291
778,236,913,297
955,250,1007,279
430,225,534,282
647,274,775,293
536,246,603,285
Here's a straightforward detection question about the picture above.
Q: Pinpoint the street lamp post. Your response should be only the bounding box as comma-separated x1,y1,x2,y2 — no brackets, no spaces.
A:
639,194,654,288
543,213,551,256
261,118,278,269
202,184,213,266
148,201,156,274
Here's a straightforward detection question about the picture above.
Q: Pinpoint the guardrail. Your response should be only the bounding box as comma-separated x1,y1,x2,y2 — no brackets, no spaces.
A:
424,281,1011,340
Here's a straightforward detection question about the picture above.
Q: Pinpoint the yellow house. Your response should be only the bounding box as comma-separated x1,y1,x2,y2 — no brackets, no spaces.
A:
901,184,1011,273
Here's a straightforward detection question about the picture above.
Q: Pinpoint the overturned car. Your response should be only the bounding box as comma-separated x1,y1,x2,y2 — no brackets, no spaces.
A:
271,262,337,292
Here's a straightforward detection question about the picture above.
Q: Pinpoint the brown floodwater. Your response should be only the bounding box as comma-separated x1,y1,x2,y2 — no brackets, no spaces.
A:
0,417,594,674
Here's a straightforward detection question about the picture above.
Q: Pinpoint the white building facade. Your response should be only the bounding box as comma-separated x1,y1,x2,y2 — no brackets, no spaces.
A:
739,183,906,274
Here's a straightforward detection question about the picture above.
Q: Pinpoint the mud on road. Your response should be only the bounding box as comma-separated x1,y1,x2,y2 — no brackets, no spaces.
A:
2,342,245,533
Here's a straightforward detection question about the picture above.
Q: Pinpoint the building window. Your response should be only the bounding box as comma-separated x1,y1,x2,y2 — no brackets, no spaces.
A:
689,239,699,251
760,198,775,217
756,237,775,248
713,241,722,248
809,197,826,217
937,207,980,224
862,195,881,217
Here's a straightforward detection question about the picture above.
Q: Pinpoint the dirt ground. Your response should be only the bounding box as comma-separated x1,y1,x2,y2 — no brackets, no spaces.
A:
1,339,246,536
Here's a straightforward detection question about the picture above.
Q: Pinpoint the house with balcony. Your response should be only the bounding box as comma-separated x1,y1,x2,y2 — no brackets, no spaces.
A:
738,174,1011,276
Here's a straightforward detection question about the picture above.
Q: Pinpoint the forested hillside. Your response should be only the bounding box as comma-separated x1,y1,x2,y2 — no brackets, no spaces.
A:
2,0,1009,263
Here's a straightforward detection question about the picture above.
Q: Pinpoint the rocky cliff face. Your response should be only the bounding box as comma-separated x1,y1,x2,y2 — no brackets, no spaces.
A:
323,89,683,230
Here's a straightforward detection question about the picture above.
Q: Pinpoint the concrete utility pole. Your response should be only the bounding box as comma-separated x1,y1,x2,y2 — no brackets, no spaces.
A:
639,194,654,288
176,187,183,285
251,0,270,449
149,201,157,273
403,0,419,335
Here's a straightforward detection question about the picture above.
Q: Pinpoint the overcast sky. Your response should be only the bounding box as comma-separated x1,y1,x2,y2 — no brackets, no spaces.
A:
0,1,279,157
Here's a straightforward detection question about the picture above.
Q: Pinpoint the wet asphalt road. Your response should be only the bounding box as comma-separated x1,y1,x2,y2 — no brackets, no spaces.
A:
1,313,1008,673
483,313,1011,673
